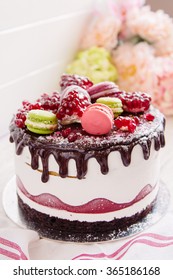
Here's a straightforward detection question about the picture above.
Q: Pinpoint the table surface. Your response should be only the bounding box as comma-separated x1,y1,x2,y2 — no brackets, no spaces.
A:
0,116,173,260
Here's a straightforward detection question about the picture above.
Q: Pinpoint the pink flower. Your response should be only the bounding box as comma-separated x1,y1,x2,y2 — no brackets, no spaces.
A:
80,15,121,51
125,6,173,56
113,43,173,115
152,57,173,115
112,42,156,92
111,0,145,21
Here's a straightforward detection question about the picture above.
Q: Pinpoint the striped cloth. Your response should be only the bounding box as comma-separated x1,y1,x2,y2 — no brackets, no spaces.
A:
1,213,173,260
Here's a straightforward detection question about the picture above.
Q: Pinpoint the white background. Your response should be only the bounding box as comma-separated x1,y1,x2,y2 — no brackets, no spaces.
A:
0,0,94,136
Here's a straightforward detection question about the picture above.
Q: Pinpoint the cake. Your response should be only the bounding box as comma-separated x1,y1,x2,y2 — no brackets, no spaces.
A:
9,74,165,242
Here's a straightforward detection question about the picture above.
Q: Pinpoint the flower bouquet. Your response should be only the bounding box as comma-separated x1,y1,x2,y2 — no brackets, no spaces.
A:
66,0,173,115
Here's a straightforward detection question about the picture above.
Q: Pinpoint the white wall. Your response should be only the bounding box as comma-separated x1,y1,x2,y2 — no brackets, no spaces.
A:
0,0,94,136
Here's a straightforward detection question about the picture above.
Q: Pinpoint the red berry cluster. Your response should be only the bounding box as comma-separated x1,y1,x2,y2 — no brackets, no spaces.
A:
36,92,60,113
114,116,140,133
57,90,90,123
114,91,151,113
60,74,93,90
61,127,81,142
54,127,82,142
14,92,60,128
14,74,154,137
14,101,42,128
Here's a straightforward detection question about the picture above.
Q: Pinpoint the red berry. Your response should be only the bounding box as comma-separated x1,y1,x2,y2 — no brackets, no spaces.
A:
128,121,137,133
67,132,78,142
54,131,61,137
61,127,72,138
145,113,155,121
16,112,26,121
60,74,93,90
114,116,137,133
15,118,25,128
22,100,30,107
133,116,140,125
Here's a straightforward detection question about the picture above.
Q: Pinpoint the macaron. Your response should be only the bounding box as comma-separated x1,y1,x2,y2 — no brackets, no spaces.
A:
88,81,119,101
96,97,123,117
25,109,58,134
81,103,114,135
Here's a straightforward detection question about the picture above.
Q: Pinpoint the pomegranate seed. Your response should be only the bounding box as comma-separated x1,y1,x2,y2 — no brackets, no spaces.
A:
133,116,140,125
68,132,78,142
61,127,72,138
22,100,30,107
54,131,61,137
15,119,25,128
128,122,136,133
145,113,155,121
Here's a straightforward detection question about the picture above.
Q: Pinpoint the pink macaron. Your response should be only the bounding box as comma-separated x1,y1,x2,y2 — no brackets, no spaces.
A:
81,103,114,135
88,81,119,101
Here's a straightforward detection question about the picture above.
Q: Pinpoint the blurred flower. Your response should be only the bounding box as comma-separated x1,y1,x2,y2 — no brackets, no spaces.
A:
111,0,145,21
66,47,118,84
112,42,155,92
125,6,173,56
80,16,121,51
152,57,173,115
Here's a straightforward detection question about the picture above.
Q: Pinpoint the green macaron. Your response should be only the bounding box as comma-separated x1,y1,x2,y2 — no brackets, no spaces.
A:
96,97,123,117
25,109,58,134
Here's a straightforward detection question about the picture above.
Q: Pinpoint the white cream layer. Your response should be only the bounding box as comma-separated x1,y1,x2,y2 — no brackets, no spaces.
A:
15,141,160,206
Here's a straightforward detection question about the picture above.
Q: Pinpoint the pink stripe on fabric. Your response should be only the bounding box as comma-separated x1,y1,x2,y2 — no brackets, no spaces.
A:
72,233,173,260
0,248,21,260
0,237,28,260
116,239,173,260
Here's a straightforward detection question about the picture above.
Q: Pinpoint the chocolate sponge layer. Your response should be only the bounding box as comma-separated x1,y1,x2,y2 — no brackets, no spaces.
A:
18,195,155,242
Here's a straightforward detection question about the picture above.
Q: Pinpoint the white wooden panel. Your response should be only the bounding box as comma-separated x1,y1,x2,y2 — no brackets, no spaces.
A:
0,0,94,31
1,61,68,136
0,12,91,86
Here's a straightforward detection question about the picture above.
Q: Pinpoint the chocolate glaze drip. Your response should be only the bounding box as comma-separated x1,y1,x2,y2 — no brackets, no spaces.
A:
9,108,166,182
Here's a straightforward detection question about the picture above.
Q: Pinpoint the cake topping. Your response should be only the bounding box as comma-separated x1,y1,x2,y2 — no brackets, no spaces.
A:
36,91,60,113
96,97,123,117
81,103,114,135
25,109,58,134
10,74,166,180
14,92,60,129
114,91,152,113
114,116,137,133
60,85,91,102
88,81,119,101
57,85,91,125
60,73,93,90
145,113,155,121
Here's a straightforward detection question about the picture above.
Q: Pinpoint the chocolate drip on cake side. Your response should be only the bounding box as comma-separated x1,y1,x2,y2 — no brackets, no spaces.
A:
9,114,166,182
